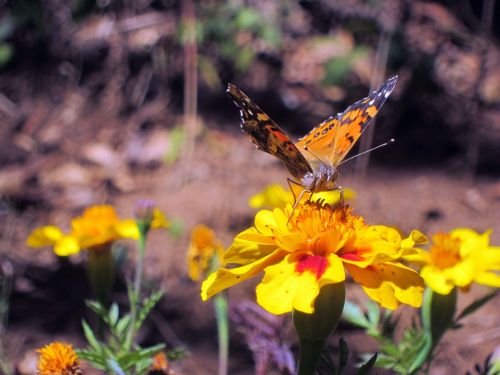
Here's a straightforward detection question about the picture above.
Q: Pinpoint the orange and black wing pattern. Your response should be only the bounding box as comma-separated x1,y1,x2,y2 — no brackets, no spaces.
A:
227,83,313,179
296,76,398,167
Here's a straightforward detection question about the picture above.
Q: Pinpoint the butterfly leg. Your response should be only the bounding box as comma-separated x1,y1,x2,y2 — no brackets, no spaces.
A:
287,178,304,204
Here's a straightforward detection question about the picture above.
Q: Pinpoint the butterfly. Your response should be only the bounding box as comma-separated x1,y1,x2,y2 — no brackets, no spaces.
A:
227,76,398,200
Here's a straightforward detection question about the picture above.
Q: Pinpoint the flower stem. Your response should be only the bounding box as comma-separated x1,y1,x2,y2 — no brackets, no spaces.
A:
297,339,325,375
214,292,228,375
125,229,147,350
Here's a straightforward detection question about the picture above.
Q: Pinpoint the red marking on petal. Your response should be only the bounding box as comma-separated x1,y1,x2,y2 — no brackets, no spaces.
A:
340,252,365,261
296,255,328,280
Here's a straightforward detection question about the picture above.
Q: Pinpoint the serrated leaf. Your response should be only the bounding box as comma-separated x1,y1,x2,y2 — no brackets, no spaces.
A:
136,290,164,329
356,353,378,375
82,320,101,352
407,333,432,373
455,292,498,323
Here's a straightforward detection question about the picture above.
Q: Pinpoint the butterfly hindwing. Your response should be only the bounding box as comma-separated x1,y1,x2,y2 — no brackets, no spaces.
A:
227,83,313,179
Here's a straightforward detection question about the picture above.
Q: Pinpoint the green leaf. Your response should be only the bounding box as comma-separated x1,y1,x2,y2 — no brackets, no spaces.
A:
107,358,126,375
109,303,119,327
356,353,378,375
85,300,109,321
366,301,381,326
76,350,107,370
455,292,497,323
136,290,164,330
115,314,132,337
407,332,432,373
81,320,101,352
342,300,371,329
118,344,166,370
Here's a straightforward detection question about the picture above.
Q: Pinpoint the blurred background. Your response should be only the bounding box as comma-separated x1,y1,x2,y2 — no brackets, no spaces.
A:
0,0,499,374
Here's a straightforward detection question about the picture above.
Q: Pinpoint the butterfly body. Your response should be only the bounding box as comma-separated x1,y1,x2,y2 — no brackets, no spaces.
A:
227,76,397,196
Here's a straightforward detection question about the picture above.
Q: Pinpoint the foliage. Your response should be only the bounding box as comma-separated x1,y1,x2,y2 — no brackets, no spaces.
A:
318,338,377,375
77,289,169,374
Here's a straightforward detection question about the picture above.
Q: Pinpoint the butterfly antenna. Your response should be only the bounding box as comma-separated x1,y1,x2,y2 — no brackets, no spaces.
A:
339,138,395,166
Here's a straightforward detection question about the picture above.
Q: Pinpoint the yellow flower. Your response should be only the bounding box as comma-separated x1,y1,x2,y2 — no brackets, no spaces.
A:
187,225,224,281
248,183,356,210
202,202,424,314
27,205,169,256
405,228,500,295
37,342,82,375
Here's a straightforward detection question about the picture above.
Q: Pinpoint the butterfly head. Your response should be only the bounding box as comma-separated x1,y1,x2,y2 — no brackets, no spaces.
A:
301,164,339,193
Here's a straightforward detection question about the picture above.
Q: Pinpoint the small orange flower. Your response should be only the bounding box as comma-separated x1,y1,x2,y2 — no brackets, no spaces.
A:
187,225,224,281
149,352,171,374
27,205,169,256
37,342,82,375
405,228,500,295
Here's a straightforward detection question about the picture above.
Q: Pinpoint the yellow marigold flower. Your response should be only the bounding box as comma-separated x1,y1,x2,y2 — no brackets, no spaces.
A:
248,183,356,210
37,342,82,375
202,202,424,314
405,228,500,295
27,205,169,256
187,225,224,281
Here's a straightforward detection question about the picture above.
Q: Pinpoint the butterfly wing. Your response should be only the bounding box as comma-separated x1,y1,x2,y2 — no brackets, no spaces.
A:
330,76,398,164
295,114,340,169
296,75,398,167
227,83,313,179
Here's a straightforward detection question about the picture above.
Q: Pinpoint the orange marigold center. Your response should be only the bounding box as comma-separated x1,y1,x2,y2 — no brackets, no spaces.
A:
71,205,120,237
37,342,81,375
430,233,462,269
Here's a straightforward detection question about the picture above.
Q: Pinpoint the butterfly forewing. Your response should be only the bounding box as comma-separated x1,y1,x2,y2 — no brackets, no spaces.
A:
295,76,398,169
227,83,313,179
295,114,341,168
330,76,398,165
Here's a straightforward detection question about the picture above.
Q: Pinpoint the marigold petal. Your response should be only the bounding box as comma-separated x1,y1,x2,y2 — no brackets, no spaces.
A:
401,230,428,248
26,226,64,248
151,208,170,228
254,209,279,234
346,262,424,309
224,227,277,265
257,256,319,314
451,228,490,257
473,246,500,269
54,236,81,256
201,249,285,300
249,183,293,209
114,219,140,239
256,253,345,314
420,265,455,295
447,258,475,287
473,270,500,287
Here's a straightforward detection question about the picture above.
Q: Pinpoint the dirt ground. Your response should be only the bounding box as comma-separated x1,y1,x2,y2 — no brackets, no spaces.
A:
2,123,499,374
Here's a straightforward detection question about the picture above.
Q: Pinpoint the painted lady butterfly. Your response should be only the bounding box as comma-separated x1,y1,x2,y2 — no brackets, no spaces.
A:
227,76,397,196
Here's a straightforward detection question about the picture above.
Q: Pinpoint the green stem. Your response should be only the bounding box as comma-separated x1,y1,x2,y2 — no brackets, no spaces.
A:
297,339,325,375
214,293,228,375
125,230,147,350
